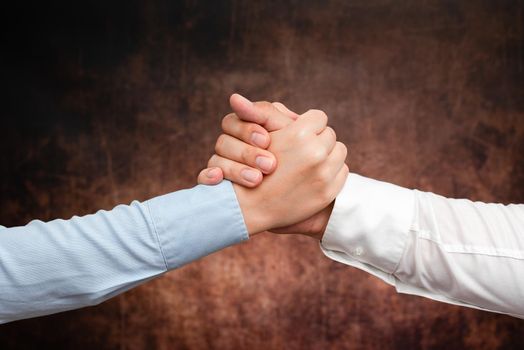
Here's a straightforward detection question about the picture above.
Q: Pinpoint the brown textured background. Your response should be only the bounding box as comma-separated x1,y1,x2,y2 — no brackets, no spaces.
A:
1,1,523,349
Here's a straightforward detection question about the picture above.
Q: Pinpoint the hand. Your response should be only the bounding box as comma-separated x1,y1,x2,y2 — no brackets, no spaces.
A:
270,202,335,240
230,106,348,236
198,94,348,239
197,94,298,187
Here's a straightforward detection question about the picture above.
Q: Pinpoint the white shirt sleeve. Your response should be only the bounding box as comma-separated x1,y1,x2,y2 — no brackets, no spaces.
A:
320,173,524,319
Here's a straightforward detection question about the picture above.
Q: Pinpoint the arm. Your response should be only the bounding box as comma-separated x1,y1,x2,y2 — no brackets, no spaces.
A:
1,98,346,324
202,96,524,318
0,181,247,324
322,174,524,319
198,94,338,239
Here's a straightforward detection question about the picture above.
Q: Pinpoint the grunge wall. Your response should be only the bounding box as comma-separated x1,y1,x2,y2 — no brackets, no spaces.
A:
1,1,523,349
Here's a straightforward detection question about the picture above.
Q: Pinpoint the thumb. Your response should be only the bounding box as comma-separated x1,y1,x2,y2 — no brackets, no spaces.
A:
230,93,294,132
197,167,224,185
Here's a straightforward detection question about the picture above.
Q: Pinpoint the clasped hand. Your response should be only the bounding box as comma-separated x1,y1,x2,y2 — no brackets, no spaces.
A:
197,94,349,240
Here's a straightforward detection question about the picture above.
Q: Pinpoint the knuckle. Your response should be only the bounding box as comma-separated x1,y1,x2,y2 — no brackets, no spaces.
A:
309,109,328,122
337,141,347,157
221,113,235,131
215,134,228,153
240,145,255,164
310,147,328,164
207,154,219,167
317,166,332,183
327,126,337,140
295,128,310,141
318,185,333,203
272,101,289,115
254,101,273,111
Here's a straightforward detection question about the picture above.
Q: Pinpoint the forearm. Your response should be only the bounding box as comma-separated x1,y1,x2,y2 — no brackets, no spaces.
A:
394,191,524,317
0,199,165,324
321,173,524,318
0,181,248,324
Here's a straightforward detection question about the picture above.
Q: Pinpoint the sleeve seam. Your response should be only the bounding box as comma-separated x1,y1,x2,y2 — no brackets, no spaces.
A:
146,202,169,271
392,276,524,319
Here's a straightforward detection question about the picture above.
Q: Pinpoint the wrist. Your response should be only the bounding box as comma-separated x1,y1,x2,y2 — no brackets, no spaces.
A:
232,184,271,236
310,201,334,240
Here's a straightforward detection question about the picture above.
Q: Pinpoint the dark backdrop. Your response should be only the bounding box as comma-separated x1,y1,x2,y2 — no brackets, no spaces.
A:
1,1,523,349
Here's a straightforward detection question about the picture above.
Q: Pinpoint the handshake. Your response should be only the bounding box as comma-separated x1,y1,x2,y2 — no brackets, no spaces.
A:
1,93,519,325
196,93,349,240
1,93,520,325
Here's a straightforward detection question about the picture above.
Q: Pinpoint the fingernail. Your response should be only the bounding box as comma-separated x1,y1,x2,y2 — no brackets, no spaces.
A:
206,167,220,178
241,169,261,183
255,156,274,172
251,132,268,147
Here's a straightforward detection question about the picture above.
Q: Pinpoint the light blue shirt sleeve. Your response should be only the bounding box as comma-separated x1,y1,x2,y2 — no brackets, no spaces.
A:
0,180,248,324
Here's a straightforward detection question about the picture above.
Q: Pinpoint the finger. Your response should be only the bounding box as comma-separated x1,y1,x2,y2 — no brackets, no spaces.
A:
316,127,337,156
215,134,277,174
197,167,224,185
296,109,328,134
325,142,348,174
272,102,299,120
221,113,270,149
327,164,350,199
208,154,263,187
230,93,294,131
229,94,266,124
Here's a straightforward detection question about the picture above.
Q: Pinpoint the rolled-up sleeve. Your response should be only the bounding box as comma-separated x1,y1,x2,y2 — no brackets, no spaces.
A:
0,180,248,324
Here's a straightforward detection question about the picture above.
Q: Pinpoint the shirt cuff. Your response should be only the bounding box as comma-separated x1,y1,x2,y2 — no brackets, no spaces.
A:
145,180,249,270
320,173,415,274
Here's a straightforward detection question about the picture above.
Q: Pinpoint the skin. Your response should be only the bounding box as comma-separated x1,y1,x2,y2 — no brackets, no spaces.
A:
198,94,346,239
200,94,299,188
